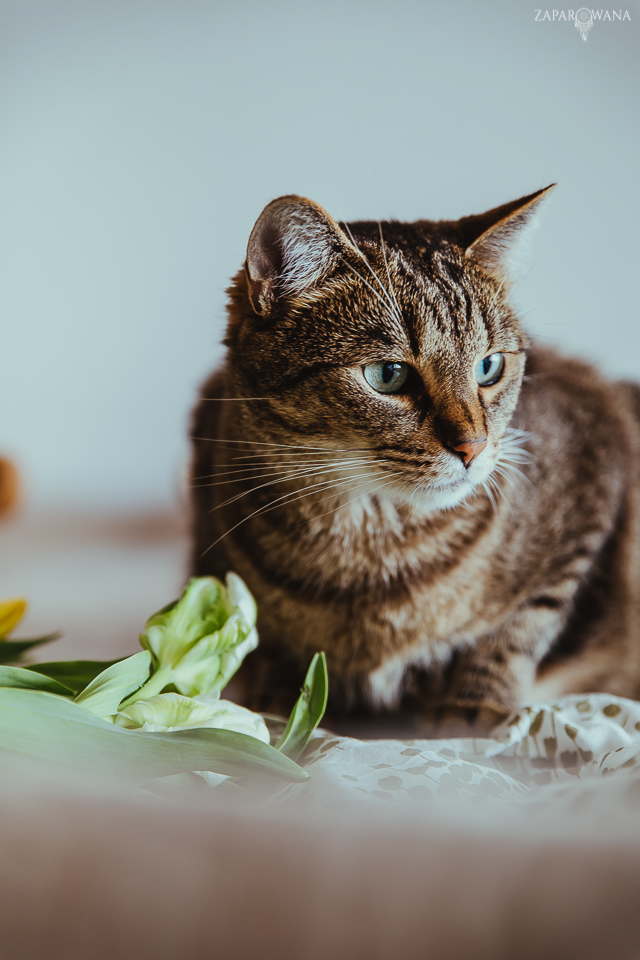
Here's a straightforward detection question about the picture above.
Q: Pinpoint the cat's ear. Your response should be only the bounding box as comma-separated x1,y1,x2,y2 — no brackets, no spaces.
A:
456,184,556,278
245,195,346,316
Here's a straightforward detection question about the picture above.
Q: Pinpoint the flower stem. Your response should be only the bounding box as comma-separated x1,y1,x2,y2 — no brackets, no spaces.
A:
119,665,173,709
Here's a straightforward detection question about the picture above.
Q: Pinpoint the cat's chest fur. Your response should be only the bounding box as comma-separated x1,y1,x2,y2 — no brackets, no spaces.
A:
223,498,509,704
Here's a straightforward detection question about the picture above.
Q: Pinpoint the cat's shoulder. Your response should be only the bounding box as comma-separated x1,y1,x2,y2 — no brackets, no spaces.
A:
518,344,640,467
524,344,612,389
521,345,633,416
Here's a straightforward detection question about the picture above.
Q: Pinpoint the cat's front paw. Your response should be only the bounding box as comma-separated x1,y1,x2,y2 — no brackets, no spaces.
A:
418,700,511,738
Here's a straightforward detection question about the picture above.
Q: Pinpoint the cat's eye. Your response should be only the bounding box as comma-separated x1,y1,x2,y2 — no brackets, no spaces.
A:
474,353,505,387
363,361,410,394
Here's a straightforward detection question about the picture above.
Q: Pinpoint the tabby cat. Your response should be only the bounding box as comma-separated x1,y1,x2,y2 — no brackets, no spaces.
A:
190,188,640,735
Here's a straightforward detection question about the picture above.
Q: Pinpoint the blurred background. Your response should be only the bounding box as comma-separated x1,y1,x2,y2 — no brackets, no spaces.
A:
1,0,638,651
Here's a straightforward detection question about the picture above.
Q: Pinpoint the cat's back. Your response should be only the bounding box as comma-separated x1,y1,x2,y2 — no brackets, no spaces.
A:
516,345,640,494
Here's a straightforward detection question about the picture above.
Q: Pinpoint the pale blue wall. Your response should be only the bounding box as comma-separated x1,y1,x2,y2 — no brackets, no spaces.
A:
2,0,638,509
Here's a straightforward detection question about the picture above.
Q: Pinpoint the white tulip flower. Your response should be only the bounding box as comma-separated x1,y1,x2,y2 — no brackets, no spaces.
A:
115,691,270,743
122,574,259,705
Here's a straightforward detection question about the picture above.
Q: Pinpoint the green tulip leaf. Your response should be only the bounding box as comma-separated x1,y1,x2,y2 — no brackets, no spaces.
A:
24,659,122,694
0,633,62,666
0,665,74,696
0,687,308,783
74,651,152,716
276,652,328,761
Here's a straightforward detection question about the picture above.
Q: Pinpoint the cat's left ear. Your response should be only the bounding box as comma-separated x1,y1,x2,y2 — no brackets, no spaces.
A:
457,184,556,278
245,195,347,317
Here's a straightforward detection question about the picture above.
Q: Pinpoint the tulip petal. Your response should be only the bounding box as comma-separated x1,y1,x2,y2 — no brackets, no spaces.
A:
173,620,257,697
135,576,258,700
140,578,229,666
115,692,270,743
0,598,27,639
225,572,257,629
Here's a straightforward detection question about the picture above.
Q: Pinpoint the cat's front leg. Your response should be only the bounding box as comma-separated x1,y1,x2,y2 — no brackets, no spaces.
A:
418,698,513,739
417,609,561,737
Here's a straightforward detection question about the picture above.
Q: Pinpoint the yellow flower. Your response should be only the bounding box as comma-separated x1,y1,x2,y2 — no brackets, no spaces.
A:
0,598,27,639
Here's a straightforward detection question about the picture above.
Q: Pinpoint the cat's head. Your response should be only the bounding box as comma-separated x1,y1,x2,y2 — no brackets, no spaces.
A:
224,186,554,512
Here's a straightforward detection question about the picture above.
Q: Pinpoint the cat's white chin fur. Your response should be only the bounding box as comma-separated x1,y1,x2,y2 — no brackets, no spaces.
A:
408,480,475,513
384,469,488,514
382,449,498,514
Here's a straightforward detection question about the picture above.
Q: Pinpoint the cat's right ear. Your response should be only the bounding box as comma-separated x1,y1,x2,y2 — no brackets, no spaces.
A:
245,196,345,317
456,184,556,280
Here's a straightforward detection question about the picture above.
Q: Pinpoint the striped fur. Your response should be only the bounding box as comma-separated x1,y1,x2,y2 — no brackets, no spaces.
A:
190,191,640,735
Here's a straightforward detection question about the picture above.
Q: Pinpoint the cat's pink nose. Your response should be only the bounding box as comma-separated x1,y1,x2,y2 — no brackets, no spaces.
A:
452,439,487,467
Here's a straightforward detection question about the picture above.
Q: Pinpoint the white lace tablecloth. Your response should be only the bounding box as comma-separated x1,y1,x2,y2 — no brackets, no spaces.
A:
272,693,640,817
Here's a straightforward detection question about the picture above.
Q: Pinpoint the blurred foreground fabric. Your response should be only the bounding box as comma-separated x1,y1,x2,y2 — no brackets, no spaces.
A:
1,510,640,959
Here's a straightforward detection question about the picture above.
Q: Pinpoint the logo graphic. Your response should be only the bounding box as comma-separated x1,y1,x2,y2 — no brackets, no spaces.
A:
534,9,631,41
575,7,594,39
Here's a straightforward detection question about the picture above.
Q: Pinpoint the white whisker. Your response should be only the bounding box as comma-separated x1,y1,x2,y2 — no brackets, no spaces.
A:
342,222,402,320
192,436,369,454
212,463,385,510
500,451,532,466
378,222,404,321
487,226,526,316
193,457,382,483
229,447,372,461
301,473,406,526
342,260,406,339
501,428,533,449
314,470,404,507
481,479,498,515
489,471,504,498
494,460,534,489
341,224,406,342
495,428,535,490
201,470,387,556
508,249,548,302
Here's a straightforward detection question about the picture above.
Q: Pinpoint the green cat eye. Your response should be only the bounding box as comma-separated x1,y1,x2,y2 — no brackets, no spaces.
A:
363,361,410,394
474,353,505,387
